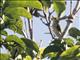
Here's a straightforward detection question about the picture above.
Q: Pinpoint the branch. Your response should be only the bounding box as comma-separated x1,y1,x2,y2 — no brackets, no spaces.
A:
39,10,54,25
24,18,29,38
28,19,32,40
72,0,79,15
59,16,68,20
60,0,79,39
40,18,48,26
39,10,55,39
75,6,80,14
48,11,55,39
44,10,55,39
70,0,72,15
48,11,54,23
38,14,45,18
60,20,72,39
48,26,55,39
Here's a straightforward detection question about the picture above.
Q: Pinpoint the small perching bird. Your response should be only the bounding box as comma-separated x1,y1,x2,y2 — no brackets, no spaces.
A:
50,17,61,38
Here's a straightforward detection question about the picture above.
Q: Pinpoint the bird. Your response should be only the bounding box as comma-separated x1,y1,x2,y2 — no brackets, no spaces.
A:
50,17,61,38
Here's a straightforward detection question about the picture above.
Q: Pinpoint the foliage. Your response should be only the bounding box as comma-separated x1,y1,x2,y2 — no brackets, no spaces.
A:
0,53,10,60
0,0,80,60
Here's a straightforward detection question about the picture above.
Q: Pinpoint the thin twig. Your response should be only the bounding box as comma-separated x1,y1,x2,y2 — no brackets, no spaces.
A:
72,0,79,15
48,10,55,22
44,10,55,39
40,18,48,26
48,11,55,39
75,7,80,14
60,0,73,39
48,26,55,39
61,20,72,39
59,16,68,20
70,0,72,15
28,19,32,40
40,18,54,39
40,10,55,39
38,14,45,18
24,18,28,38
43,10,49,23
31,19,33,40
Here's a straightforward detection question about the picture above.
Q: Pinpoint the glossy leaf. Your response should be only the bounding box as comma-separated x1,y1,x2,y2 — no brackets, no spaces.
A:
64,38,74,47
47,52,57,59
23,55,32,60
37,48,45,58
21,38,39,53
26,1,42,10
69,27,80,38
61,45,80,57
5,0,42,10
42,45,62,58
53,0,66,17
5,35,26,50
39,48,45,56
4,7,32,19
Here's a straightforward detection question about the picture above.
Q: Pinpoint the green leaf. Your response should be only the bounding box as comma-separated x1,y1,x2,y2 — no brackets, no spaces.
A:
6,17,23,34
42,45,62,58
40,0,51,12
21,38,39,53
69,27,80,38
15,18,23,34
0,36,3,47
23,55,32,60
0,53,10,60
50,39,61,45
60,45,80,57
5,35,26,50
78,38,80,42
0,36,3,42
4,7,32,19
0,0,3,7
47,52,57,58
76,53,80,57
15,18,23,30
9,25,17,32
41,0,51,7
5,0,28,7
10,46,19,59
5,0,42,10
1,30,8,36
53,0,66,17
64,38,74,47
25,1,43,10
